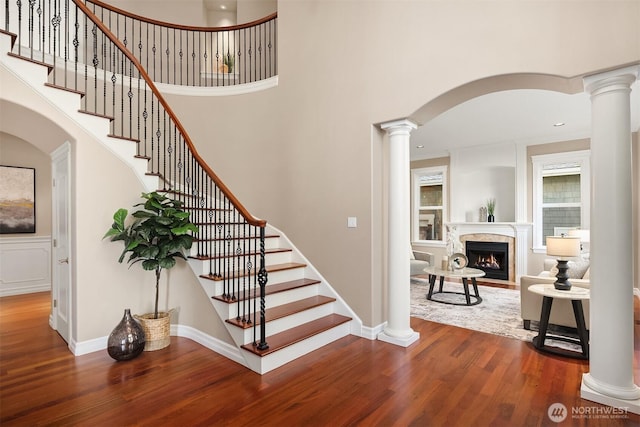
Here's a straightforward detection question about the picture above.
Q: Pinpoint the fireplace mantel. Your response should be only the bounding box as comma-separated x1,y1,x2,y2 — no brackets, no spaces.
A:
445,222,532,238
446,222,532,282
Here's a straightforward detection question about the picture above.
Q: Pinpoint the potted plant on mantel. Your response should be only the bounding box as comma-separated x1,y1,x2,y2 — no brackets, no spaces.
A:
487,198,496,222
103,192,198,351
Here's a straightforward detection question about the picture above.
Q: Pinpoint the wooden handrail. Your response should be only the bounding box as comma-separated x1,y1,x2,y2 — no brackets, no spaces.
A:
85,0,277,33
73,0,266,228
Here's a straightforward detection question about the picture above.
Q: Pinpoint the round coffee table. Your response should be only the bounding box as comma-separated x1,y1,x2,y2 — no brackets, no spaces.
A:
423,266,486,306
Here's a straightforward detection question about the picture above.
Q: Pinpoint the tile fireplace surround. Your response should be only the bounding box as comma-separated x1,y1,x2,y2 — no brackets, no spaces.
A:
446,222,532,283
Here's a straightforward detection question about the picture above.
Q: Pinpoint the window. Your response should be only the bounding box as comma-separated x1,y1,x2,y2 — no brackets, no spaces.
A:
532,150,590,252
412,166,447,243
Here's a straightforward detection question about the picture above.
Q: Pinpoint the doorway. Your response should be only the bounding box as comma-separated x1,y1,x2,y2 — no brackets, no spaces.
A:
51,142,72,344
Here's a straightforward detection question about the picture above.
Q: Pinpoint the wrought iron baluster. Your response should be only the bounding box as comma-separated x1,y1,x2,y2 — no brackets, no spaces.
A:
257,226,268,350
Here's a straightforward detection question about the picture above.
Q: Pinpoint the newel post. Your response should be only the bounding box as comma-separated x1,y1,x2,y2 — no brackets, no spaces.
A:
378,119,420,347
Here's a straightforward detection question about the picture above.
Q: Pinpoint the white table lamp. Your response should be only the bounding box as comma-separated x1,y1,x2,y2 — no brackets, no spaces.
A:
546,236,581,290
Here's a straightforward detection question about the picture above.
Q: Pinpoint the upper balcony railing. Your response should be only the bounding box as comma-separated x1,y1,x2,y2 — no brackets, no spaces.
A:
83,0,277,87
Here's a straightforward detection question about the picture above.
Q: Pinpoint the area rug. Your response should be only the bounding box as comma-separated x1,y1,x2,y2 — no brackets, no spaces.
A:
410,277,537,342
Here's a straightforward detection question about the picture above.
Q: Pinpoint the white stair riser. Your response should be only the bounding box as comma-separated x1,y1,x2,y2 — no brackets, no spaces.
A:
197,266,308,297
188,236,283,257
216,284,321,320
243,322,352,374
187,250,292,274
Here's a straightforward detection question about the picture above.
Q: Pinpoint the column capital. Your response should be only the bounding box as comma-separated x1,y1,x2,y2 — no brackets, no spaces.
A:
380,119,418,135
583,65,639,96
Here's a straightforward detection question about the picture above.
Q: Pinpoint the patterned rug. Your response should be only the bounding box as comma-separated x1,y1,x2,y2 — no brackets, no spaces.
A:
410,277,537,342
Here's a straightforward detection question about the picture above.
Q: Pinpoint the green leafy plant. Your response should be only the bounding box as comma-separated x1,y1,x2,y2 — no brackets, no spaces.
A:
103,192,199,319
223,53,234,73
487,198,496,215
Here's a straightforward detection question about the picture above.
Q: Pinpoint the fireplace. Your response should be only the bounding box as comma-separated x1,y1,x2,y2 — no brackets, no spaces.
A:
465,241,509,280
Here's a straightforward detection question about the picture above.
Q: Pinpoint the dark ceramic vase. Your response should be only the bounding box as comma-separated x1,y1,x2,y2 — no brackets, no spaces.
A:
107,309,146,361
487,214,495,222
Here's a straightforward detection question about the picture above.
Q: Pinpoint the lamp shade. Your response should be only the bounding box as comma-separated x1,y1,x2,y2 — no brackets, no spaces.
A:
546,236,581,258
568,229,590,243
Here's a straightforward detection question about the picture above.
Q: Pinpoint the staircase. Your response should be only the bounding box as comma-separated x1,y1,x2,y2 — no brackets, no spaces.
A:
0,2,359,374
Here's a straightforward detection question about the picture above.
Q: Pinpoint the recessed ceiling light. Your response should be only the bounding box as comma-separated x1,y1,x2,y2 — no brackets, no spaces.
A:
416,145,424,149
220,4,227,10
553,122,565,127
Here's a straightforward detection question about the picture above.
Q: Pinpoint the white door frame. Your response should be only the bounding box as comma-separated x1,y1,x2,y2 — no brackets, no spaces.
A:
50,141,73,345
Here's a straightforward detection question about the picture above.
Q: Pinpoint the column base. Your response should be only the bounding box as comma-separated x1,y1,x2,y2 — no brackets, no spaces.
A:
581,373,640,414
377,329,419,347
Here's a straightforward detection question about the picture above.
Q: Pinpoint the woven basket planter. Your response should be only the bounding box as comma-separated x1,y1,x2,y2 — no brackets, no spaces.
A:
135,311,171,351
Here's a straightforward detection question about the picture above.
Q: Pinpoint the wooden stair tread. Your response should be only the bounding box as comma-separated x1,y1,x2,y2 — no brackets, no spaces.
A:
241,314,351,357
7,52,52,70
190,247,291,261
201,262,305,282
78,109,114,121
212,278,321,303
0,29,17,48
108,134,139,143
45,83,85,97
194,233,280,243
226,295,336,328
181,206,232,212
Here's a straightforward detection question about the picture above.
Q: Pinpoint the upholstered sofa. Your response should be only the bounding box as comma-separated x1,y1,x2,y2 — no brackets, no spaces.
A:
410,250,434,276
520,258,591,330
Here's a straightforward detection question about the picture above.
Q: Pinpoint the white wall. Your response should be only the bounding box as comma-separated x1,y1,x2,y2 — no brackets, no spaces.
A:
0,237,51,296
449,143,517,223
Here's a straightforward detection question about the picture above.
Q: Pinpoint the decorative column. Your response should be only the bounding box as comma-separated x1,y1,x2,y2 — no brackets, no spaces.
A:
378,119,419,347
581,65,640,412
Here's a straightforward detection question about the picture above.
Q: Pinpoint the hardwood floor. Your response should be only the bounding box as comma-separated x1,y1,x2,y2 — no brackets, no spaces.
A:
1,292,639,426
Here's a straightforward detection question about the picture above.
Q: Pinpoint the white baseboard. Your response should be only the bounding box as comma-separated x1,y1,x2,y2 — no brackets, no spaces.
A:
69,324,247,369
71,335,107,356
361,322,386,340
0,284,51,297
172,324,247,368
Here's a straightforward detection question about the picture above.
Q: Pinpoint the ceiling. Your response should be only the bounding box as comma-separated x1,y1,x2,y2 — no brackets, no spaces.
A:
410,80,640,161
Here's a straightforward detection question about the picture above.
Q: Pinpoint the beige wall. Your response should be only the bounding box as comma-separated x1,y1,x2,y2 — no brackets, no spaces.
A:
237,0,276,24
166,1,639,326
2,0,639,344
107,0,208,26
0,132,52,236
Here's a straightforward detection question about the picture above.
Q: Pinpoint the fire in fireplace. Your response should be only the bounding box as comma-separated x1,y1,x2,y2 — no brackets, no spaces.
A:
465,241,509,280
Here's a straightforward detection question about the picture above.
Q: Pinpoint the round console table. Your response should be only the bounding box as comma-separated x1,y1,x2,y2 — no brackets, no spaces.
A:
527,284,590,359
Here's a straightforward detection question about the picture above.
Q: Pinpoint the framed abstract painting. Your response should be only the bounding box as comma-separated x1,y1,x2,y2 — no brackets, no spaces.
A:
0,165,36,234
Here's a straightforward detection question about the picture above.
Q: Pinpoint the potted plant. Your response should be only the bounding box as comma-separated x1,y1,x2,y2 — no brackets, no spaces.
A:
487,198,496,222
103,192,198,350
223,53,234,73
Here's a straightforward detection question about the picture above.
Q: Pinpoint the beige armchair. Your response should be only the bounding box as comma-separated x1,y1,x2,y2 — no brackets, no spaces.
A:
520,259,590,330
411,249,434,276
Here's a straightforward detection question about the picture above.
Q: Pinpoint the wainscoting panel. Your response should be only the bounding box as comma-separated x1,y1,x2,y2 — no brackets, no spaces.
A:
0,236,51,296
